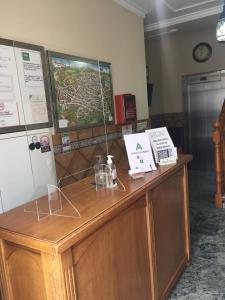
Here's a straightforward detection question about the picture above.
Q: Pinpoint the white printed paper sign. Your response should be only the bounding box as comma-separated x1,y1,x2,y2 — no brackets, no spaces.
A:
146,127,177,163
124,132,156,172
0,44,49,128
122,124,132,136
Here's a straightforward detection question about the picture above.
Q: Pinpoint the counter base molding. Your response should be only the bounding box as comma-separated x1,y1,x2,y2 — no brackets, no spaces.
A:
0,155,192,300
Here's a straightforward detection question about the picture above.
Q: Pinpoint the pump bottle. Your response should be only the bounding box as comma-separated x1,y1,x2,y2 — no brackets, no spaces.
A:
106,155,117,188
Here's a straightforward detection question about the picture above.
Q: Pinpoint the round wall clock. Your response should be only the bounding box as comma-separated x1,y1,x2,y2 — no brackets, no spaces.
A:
192,42,212,63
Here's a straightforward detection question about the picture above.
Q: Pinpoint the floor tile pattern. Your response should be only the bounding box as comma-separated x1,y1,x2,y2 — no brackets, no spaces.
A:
169,170,225,300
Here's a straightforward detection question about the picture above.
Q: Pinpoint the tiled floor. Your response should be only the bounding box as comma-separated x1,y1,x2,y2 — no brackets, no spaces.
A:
169,170,225,300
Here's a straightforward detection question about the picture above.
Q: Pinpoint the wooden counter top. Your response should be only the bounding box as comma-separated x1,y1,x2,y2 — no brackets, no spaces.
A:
0,154,192,300
0,155,192,253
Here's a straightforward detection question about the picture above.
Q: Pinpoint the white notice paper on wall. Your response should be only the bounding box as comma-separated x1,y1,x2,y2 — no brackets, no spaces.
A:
0,45,22,126
146,127,177,164
122,124,132,136
124,132,156,173
14,48,48,125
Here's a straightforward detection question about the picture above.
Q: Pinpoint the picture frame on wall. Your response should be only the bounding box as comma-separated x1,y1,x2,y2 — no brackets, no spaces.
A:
48,51,114,132
0,38,52,134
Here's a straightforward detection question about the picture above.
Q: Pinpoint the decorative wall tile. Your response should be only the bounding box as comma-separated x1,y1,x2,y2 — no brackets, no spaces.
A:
53,119,150,185
52,134,61,146
93,126,105,137
70,132,78,141
106,124,117,133
150,112,184,128
78,128,93,140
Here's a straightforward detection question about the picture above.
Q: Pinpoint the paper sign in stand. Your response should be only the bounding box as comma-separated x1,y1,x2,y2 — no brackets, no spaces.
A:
146,127,177,165
124,132,156,172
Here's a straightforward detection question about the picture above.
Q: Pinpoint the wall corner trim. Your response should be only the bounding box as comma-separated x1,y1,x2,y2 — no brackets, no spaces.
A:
112,0,147,18
145,5,221,32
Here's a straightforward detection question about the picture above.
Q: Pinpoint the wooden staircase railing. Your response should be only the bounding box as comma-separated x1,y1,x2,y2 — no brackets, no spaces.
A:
212,99,225,208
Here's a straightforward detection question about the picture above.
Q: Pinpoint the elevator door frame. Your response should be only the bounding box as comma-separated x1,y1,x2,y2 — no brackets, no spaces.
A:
183,69,225,170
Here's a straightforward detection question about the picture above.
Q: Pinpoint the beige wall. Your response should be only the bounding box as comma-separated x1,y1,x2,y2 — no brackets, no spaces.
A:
0,0,148,119
145,28,225,114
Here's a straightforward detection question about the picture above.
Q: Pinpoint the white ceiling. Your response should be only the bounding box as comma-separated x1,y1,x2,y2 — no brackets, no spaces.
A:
113,0,223,38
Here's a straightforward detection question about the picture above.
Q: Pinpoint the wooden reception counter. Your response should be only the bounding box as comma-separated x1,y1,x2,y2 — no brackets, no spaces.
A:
0,155,192,300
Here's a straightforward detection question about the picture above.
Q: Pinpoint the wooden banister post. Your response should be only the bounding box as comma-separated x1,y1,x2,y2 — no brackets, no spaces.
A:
213,116,225,208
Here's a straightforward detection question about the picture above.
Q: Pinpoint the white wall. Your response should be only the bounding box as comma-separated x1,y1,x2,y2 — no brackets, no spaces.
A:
0,0,148,119
145,28,225,114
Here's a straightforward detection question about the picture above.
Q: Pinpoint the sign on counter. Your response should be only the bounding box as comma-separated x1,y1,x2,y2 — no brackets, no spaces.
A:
124,132,156,173
146,127,177,164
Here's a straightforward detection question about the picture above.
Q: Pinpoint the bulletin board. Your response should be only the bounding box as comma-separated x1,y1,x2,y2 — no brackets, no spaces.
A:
0,38,52,134
48,51,114,132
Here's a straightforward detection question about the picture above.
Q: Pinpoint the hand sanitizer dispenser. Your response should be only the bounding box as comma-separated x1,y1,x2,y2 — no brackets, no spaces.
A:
106,155,117,188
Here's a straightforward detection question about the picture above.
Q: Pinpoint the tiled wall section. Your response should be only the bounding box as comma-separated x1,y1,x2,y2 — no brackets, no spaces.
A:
52,114,185,186
53,121,150,186
150,112,184,128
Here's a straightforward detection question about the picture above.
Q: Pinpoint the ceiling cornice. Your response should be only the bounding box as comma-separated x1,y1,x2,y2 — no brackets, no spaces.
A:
112,0,148,18
160,0,218,13
145,5,221,32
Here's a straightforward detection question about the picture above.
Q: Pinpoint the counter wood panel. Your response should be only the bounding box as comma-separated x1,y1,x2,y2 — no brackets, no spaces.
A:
73,198,151,300
0,155,192,300
2,242,47,300
148,168,189,299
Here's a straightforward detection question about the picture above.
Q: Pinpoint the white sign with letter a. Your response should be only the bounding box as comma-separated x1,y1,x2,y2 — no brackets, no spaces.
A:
124,132,156,173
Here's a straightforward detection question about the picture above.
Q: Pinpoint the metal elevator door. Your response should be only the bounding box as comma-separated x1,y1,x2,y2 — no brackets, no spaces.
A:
184,71,225,171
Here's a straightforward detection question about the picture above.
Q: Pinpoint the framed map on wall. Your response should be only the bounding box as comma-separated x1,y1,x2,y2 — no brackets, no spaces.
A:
48,51,114,132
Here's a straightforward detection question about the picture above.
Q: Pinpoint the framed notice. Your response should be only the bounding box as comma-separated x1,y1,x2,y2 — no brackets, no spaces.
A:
48,51,114,132
0,38,52,134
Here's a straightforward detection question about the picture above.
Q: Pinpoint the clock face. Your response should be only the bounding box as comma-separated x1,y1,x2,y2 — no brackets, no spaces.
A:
192,43,212,63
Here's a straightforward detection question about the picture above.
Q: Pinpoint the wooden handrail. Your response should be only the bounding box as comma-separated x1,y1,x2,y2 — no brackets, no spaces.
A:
212,99,225,208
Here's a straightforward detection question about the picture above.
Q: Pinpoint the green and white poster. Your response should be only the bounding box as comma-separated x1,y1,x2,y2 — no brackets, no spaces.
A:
124,132,156,172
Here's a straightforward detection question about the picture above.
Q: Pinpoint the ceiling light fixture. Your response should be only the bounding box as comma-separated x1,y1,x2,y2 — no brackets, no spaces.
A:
216,2,225,42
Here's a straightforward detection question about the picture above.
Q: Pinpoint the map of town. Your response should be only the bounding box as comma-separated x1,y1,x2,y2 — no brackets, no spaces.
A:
51,57,114,129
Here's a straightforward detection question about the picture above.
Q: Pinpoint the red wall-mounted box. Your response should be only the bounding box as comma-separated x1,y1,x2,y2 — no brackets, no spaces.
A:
114,94,137,124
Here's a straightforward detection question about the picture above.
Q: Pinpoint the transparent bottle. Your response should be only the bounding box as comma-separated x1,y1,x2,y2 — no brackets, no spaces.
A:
106,155,117,188
94,155,107,188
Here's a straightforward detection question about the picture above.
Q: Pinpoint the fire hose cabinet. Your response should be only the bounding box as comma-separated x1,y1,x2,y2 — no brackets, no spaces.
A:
114,94,137,124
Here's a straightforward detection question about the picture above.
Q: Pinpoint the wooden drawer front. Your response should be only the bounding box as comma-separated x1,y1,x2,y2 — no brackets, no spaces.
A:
72,198,152,300
150,169,186,299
